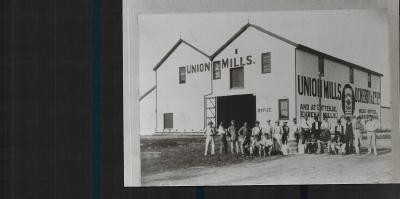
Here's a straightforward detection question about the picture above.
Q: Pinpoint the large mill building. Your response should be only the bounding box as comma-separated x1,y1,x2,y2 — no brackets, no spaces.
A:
139,23,382,135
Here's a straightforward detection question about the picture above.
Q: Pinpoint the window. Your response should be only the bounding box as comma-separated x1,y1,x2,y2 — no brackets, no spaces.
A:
368,73,371,88
261,52,271,73
279,99,289,120
230,67,244,88
318,57,324,76
163,113,173,129
349,67,354,83
179,67,186,84
213,61,221,80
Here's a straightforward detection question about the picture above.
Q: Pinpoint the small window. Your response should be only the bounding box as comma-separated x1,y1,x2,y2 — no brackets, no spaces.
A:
368,73,371,88
230,67,244,88
318,57,324,76
213,61,221,80
349,68,354,83
279,99,289,120
261,52,271,73
163,113,173,129
179,67,186,84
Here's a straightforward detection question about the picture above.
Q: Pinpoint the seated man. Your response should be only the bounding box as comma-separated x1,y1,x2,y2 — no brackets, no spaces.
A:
319,126,331,154
306,133,318,154
335,135,347,155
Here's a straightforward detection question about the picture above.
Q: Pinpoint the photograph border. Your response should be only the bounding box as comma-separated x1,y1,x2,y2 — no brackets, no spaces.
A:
123,0,399,186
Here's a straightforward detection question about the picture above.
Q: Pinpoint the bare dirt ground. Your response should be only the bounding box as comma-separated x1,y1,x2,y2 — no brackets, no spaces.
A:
141,135,394,186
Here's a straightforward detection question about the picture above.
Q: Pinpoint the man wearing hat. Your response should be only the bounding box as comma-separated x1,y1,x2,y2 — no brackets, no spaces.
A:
250,121,262,156
281,121,290,155
238,122,251,155
204,121,216,156
365,115,378,155
227,120,239,155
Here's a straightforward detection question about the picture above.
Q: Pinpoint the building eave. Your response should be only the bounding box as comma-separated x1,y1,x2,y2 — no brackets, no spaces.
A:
139,85,156,101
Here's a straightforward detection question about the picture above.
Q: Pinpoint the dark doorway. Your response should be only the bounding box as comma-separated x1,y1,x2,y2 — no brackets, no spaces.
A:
217,94,256,129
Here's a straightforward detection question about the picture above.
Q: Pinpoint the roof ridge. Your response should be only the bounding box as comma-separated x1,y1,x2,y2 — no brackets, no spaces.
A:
153,38,210,71
210,23,298,60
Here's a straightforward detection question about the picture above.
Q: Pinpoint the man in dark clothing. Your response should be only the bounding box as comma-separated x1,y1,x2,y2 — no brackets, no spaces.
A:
311,116,322,140
344,117,355,154
306,133,318,154
238,122,251,155
281,121,290,145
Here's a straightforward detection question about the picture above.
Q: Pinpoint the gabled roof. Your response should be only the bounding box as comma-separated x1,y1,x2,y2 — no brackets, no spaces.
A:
210,23,298,60
152,23,383,77
153,39,210,71
210,23,382,77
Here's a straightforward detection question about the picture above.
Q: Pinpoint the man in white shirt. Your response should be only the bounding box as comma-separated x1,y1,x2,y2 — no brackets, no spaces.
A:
353,116,363,155
204,121,216,156
273,120,283,154
300,116,312,144
365,115,378,155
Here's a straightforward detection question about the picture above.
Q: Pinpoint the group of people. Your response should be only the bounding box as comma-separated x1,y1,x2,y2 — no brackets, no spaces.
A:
203,114,379,157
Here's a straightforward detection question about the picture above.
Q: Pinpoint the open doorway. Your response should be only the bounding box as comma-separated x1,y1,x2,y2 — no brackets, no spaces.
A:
217,94,256,129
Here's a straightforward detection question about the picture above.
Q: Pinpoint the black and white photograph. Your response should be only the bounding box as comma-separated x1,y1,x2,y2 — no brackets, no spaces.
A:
134,9,395,186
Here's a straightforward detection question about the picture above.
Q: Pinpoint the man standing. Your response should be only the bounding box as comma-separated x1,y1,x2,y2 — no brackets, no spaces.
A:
353,116,363,155
238,122,251,155
320,116,331,153
344,117,355,154
300,116,312,154
281,121,290,155
273,120,283,154
217,122,228,155
251,121,262,156
333,119,345,155
311,116,322,153
288,117,300,155
259,120,273,156
227,120,239,155
365,115,378,155
300,116,312,144
204,121,216,156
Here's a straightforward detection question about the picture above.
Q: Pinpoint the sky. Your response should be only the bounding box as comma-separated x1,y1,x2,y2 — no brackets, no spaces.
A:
138,9,390,106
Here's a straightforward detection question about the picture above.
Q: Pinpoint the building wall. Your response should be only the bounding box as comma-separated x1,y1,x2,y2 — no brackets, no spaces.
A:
381,106,392,130
139,91,156,135
211,27,296,126
296,49,381,127
156,43,212,132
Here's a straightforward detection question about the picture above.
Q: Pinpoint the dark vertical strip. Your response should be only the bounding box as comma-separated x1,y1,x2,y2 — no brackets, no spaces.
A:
2,0,9,198
92,0,101,198
196,187,205,199
300,185,308,199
